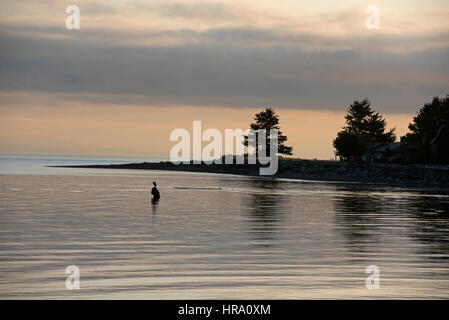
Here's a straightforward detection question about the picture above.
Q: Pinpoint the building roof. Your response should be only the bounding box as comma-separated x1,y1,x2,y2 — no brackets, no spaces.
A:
369,142,420,154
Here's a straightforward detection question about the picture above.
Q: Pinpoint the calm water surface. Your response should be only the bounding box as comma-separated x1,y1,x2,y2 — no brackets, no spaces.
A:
0,155,448,299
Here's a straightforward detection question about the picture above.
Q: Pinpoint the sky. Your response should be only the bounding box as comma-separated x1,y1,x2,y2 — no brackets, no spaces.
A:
1,0,448,159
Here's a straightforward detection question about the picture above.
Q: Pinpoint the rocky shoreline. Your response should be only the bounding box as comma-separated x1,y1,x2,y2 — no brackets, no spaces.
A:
51,159,449,187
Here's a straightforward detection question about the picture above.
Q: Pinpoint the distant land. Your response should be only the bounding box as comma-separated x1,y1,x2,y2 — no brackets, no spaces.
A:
51,159,449,187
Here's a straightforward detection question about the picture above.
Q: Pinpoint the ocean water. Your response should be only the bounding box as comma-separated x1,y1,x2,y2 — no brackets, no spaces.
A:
0,154,448,299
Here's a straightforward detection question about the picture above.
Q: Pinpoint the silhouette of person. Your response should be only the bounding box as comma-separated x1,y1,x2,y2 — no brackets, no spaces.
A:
151,181,160,200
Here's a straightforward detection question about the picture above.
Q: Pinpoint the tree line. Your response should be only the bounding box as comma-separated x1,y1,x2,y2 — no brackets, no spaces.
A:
243,94,448,164
333,95,449,164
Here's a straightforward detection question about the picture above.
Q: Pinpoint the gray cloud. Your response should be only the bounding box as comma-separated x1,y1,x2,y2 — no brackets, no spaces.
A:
156,1,236,21
3,22,449,53
0,28,448,113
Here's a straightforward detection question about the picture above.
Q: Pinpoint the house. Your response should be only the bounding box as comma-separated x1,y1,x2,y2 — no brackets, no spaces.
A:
365,140,420,163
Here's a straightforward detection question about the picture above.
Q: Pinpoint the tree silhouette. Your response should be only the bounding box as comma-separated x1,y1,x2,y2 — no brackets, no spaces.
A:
334,99,396,160
333,131,365,160
404,95,449,163
243,108,293,157
344,98,395,144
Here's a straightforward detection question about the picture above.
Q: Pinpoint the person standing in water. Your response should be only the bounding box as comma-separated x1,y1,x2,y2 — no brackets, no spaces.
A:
151,181,160,200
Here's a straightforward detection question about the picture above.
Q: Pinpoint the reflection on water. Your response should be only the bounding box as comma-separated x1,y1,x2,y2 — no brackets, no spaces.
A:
333,184,449,296
334,185,449,259
334,187,383,253
0,171,448,299
245,180,287,245
405,193,449,262
151,197,159,216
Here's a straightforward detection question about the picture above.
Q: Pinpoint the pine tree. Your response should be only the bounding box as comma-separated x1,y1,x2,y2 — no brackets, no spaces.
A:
334,98,396,160
344,98,395,144
406,95,449,163
243,108,293,157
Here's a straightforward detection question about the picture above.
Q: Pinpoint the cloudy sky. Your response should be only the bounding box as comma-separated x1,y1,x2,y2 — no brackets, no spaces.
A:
1,0,448,159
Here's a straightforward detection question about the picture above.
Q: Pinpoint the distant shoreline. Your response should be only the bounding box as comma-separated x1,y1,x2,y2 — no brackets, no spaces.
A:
50,160,449,187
